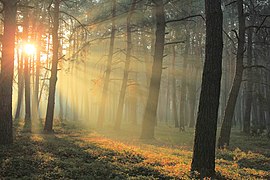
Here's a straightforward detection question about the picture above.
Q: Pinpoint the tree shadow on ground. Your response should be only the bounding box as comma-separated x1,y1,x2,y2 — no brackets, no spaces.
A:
0,130,176,179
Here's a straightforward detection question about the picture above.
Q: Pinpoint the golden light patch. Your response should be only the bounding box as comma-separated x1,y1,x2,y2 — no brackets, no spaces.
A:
24,43,36,55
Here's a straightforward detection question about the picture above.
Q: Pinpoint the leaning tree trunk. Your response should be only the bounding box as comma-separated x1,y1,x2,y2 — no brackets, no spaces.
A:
97,0,116,127
0,0,17,145
44,0,60,132
191,0,223,177
140,0,165,139
114,0,136,130
217,0,245,148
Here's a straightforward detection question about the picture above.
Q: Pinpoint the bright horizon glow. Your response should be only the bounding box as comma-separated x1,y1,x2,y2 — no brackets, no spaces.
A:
24,43,36,55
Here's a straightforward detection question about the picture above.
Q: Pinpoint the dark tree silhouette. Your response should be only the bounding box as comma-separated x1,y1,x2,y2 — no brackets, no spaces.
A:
0,0,17,145
243,18,254,134
218,0,245,148
23,9,31,123
191,0,223,177
44,0,60,132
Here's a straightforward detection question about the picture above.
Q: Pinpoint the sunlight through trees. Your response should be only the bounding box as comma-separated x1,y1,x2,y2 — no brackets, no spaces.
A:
0,0,270,179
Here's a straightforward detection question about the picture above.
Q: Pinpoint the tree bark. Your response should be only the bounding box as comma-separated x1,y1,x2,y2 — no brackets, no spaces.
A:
140,0,165,139
243,21,253,134
191,0,223,177
44,0,60,132
217,0,245,148
0,0,17,145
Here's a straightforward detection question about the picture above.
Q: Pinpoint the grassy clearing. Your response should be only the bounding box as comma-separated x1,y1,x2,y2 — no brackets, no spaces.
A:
0,119,269,179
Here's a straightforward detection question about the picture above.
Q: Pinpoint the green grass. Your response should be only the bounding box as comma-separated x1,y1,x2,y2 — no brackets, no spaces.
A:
0,119,269,179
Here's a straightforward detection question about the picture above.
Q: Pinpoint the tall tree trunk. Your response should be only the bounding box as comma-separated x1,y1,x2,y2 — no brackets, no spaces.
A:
35,27,42,110
140,0,165,139
114,0,136,130
189,33,203,128
129,68,138,125
83,52,90,122
0,0,17,145
217,0,245,148
191,0,223,177
58,42,64,121
24,56,31,121
171,46,179,127
267,74,270,137
258,81,266,134
188,68,199,128
23,10,31,123
243,22,253,134
44,0,60,132
97,0,116,127
179,33,189,131
165,72,170,124
15,49,24,119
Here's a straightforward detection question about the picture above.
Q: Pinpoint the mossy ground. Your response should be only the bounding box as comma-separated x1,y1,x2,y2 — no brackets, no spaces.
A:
0,119,269,179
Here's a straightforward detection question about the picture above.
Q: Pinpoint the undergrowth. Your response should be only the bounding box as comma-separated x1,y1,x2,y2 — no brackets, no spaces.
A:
0,119,269,179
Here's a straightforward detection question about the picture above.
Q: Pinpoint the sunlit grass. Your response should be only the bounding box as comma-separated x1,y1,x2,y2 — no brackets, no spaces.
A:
1,120,269,179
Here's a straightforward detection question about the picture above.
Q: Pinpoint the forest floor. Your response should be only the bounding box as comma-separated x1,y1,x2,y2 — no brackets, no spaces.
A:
0,119,270,179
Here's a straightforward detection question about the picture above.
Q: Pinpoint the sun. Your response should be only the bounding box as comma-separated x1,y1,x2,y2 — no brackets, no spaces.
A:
24,43,36,55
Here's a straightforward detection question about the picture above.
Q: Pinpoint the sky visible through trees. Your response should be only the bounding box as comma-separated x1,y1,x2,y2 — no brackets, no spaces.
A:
0,0,270,179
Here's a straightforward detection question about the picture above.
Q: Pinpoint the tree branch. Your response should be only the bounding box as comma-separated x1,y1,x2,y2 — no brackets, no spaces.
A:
223,30,237,50
244,65,270,72
231,29,239,40
165,41,185,46
60,10,90,34
225,0,237,7
166,14,205,24
256,15,270,33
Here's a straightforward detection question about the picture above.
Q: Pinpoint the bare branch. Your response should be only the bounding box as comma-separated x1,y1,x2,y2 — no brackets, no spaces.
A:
166,14,205,24
165,41,185,46
17,4,34,9
256,15,270,33
244,65,270,72
225,0,237,7
246,25,270,30
223,30,237,50
231,29,239,40
60,10,90,34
